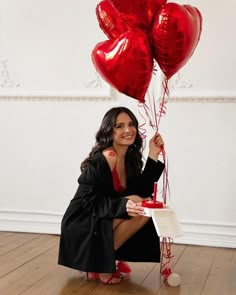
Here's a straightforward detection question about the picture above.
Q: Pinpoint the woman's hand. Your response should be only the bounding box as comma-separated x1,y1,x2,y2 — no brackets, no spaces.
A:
125,196,145,217
148,133,164,161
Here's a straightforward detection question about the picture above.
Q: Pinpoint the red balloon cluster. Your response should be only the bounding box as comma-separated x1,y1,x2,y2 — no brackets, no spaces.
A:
92,0,202,103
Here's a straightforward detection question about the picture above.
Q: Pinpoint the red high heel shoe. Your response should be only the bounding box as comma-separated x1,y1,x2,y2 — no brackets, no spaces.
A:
116,261,132,275
86,271,121,285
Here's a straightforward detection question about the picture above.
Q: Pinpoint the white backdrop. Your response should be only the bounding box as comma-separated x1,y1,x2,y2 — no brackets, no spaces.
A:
0,0,236,248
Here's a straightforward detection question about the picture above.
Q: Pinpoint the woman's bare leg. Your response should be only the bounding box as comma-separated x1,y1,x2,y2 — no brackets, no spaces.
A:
98,197,150,283
113,215,150,250
113,196,151,250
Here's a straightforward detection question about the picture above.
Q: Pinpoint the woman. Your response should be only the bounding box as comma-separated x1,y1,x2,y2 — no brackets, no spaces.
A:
58,106,165,284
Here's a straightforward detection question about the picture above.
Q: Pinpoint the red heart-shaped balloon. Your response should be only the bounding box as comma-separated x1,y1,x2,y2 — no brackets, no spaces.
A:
96,0,131,40
110,0,167,33
152,3,202,80
92,29,153,102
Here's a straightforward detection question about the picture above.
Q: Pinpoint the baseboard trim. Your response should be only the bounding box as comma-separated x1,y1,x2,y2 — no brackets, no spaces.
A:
0,210,235,248
0,209,62,234
175,220,236,248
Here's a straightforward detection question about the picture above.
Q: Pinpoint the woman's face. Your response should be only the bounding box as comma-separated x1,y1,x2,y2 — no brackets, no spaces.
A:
112,112,137,147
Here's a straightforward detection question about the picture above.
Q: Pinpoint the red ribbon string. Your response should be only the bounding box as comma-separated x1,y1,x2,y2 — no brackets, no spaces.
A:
138,77,170,205
160,237,174,279
138,76,173,280
161,147,170,205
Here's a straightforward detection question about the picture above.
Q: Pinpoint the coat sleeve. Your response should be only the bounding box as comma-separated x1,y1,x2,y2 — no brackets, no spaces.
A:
127,157,165,198
74,161,130,219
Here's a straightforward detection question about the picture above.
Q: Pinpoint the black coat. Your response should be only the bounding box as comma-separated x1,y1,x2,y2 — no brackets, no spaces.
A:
58,151,165,273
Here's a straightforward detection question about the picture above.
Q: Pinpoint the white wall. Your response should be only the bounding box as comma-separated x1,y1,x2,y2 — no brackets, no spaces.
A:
0,0,235,248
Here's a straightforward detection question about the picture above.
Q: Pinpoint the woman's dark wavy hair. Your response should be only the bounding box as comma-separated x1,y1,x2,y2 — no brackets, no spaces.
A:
80,106,144,175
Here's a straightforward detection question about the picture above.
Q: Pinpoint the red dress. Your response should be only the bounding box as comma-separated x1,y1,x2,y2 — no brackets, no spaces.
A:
112,165,125,193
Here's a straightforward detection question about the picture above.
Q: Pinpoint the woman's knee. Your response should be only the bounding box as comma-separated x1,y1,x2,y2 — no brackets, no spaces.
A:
125,195,142,203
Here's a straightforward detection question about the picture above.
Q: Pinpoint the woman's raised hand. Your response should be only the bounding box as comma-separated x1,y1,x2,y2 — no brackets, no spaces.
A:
148,133,164,161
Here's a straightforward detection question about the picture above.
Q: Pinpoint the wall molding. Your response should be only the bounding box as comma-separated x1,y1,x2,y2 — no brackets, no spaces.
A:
0,87,116,101
0,210,235,248
169,72,193,90
0,59,20,88
151,70,236,103
0,74,116,101
1,63,235,103
0,209,62,234
0,58,113,101
168,95,236,103
175,220,236,248
0,93,235,103
0,92,114,102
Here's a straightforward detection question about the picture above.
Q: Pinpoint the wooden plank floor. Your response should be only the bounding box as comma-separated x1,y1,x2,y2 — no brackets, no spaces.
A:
0,232,235,295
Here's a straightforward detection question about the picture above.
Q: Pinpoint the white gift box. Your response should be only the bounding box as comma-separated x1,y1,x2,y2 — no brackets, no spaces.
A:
143,205,183,239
